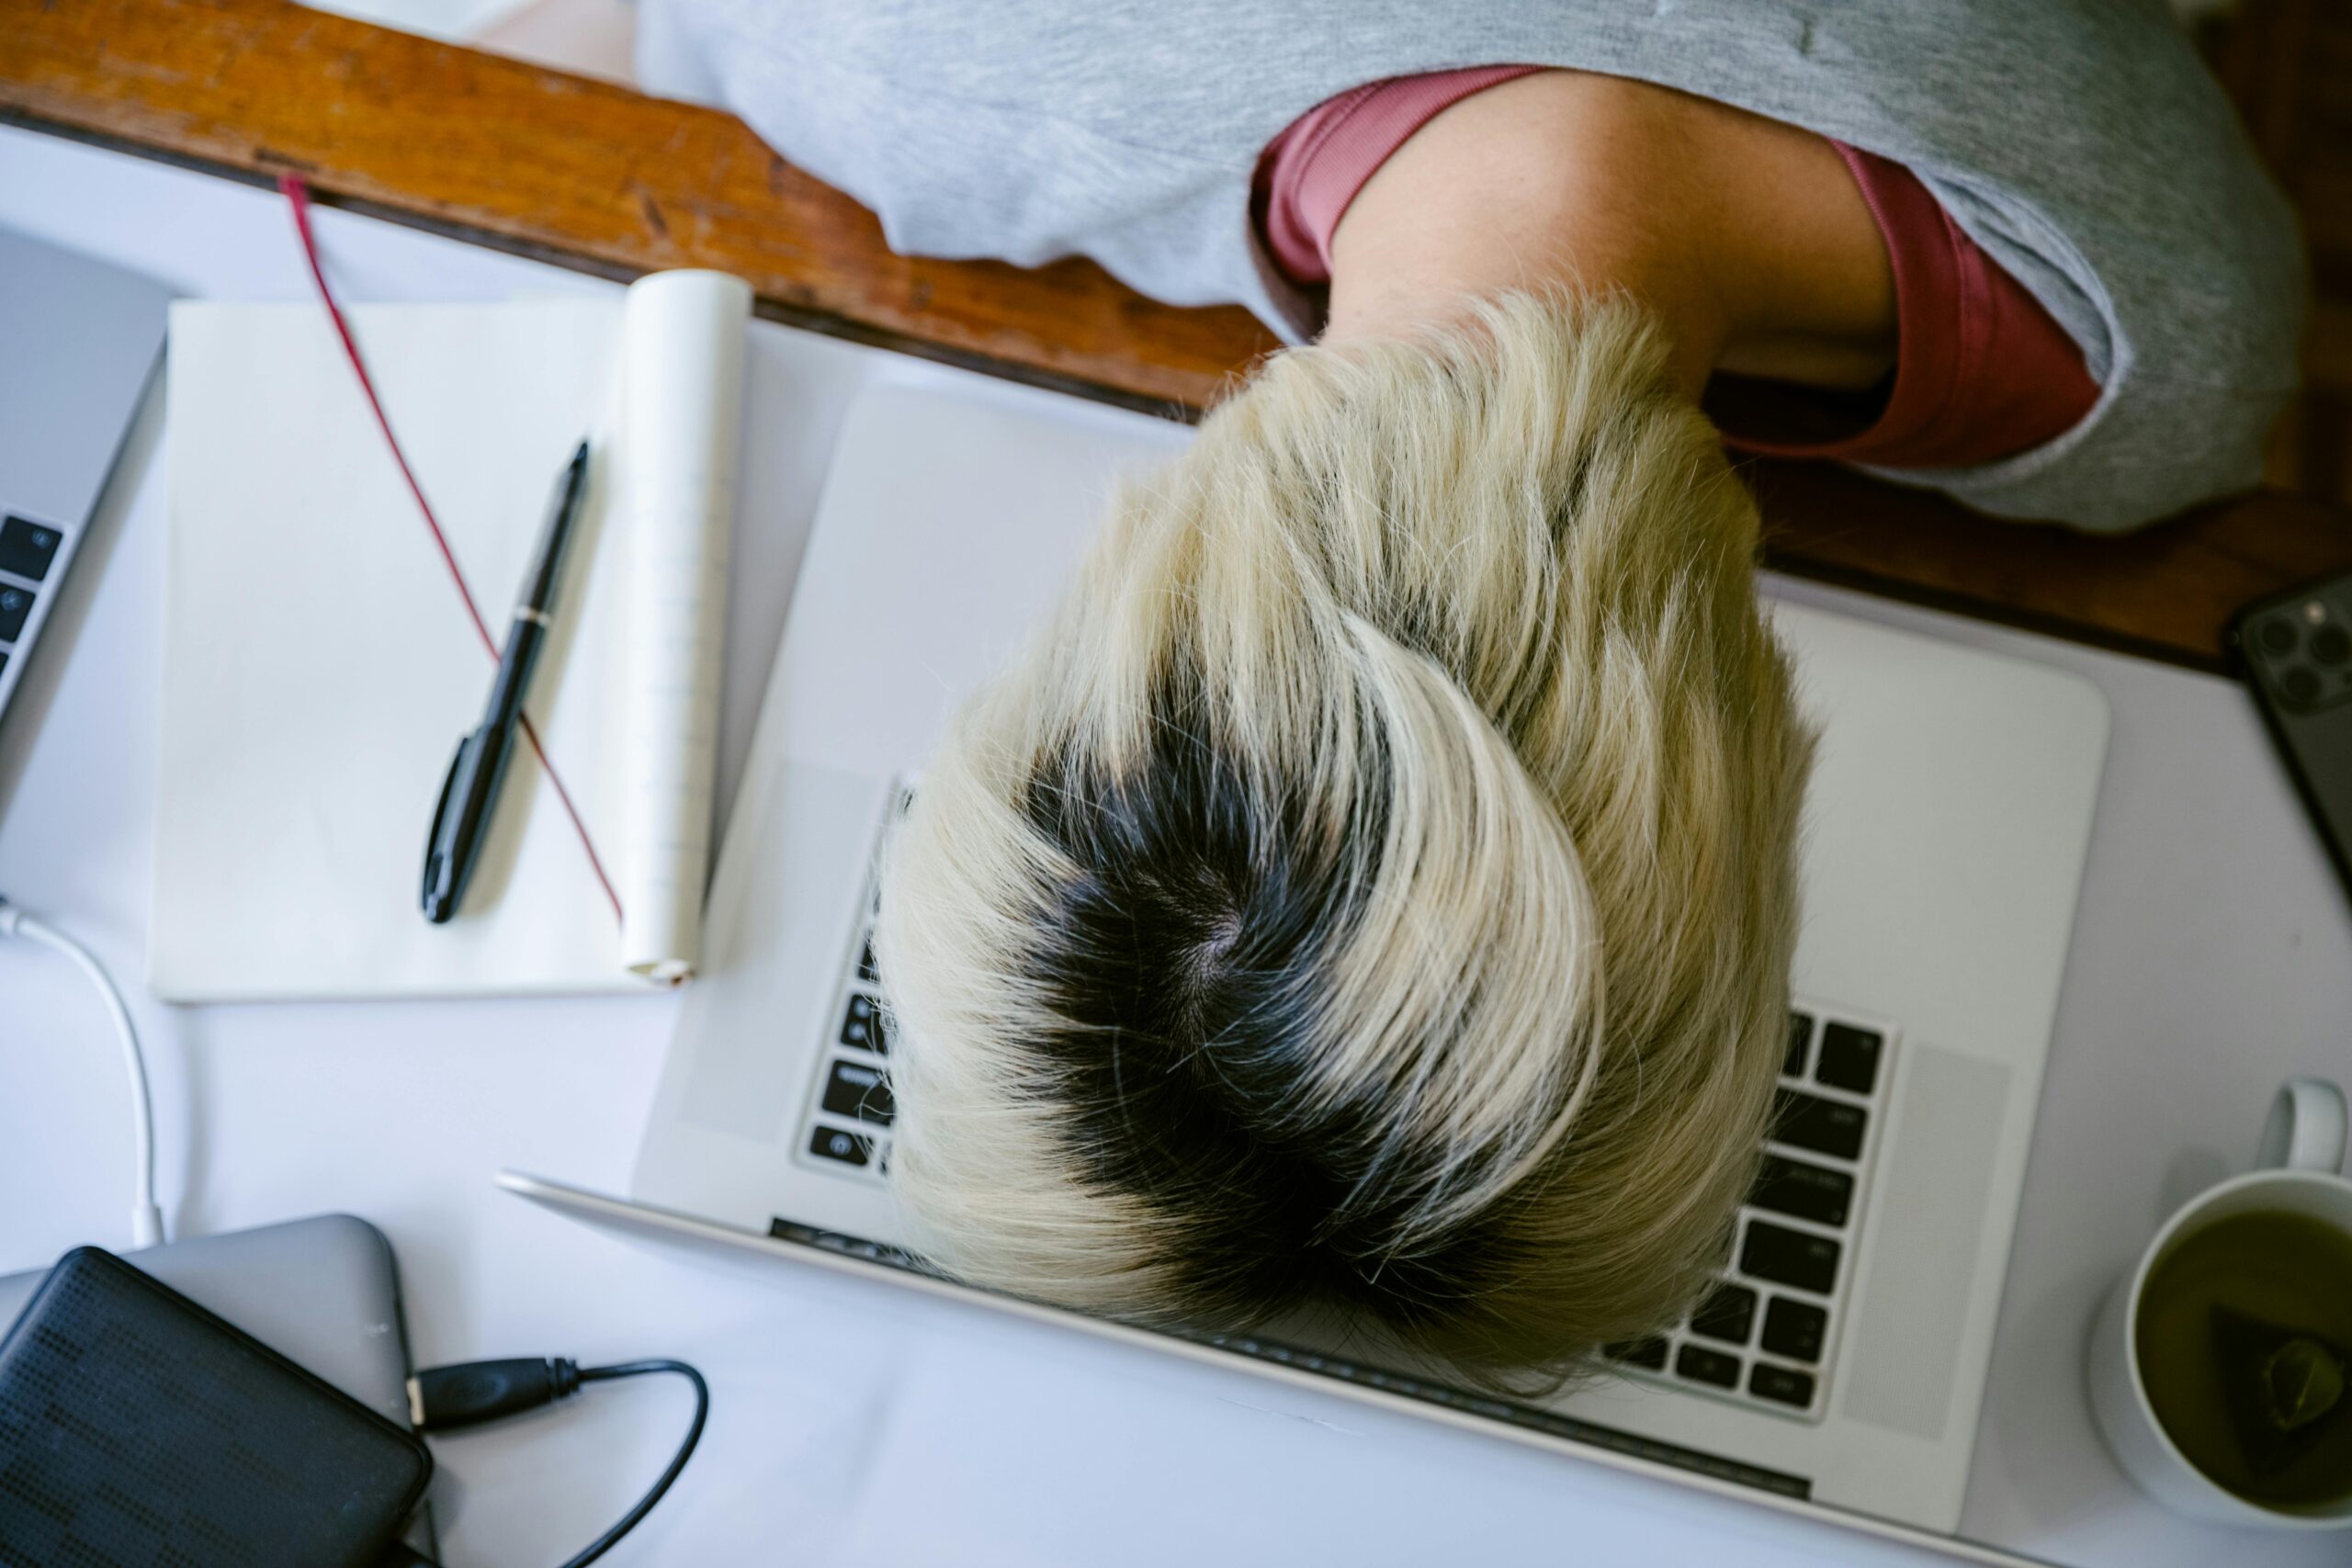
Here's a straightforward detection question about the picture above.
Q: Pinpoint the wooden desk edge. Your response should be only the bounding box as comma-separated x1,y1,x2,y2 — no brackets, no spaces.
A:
6,0,2347,673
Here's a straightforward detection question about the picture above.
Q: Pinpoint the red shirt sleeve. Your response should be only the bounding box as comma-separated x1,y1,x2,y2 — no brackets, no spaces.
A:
1254,66,1544,283
1254,76,2100,469
1711,144,2100,468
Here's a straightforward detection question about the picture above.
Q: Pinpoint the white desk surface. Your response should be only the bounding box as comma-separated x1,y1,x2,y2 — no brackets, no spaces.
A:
3,125,2348,1568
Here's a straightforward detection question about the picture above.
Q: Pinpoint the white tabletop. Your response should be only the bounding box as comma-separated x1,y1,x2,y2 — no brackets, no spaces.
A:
3,124,2346,1568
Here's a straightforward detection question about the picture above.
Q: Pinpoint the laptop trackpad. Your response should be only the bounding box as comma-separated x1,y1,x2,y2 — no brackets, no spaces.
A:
1837,1043,2011,1440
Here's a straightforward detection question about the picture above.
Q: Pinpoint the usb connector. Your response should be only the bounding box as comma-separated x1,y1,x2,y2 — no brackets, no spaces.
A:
395,1354,706,1567
406,1357,582,1431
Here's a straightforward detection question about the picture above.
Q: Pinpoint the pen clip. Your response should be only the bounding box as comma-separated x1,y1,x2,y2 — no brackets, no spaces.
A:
421,734,469,921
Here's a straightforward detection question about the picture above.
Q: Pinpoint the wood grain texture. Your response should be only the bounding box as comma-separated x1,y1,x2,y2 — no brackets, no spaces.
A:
1747,460,2352,665
2199,0,2352,510
4,0,2347,670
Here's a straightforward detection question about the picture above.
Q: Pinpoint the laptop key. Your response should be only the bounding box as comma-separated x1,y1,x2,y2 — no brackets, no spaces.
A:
1749,1363,1816,1409
1741,1222,1840,1295
808,1123,874,1168
1771,1088,1866,1160
1689,1282,1757,1345
0,516,62,582
1751,1153,1854,1228
1674,1344,1740,1389
1783,1011,1812,1077
1815,1023,1883,1095
1605,1337,1669,1371
1761,1297,1828,1363
821,1058,894,1125
840,993,889,1054
0,583,32,643
857,939,879,983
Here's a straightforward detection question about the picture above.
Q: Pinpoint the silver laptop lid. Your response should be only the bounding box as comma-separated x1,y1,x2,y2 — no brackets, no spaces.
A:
0,226,169,731
0,226,169,534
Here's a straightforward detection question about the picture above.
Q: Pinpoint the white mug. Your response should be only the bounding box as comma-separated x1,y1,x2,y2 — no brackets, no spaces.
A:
2087,1077,2352,1529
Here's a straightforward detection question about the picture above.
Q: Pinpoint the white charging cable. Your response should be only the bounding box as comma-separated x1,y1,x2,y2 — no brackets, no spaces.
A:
0,897,164,1248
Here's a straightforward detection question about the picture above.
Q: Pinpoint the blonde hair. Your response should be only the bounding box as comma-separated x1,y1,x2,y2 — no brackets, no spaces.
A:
874,292,1813,1381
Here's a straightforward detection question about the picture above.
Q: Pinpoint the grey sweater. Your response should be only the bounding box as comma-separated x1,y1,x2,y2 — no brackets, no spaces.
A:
638,0,2303,531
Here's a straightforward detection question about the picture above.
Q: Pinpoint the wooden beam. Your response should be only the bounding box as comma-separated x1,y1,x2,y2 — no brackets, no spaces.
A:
1748,460,2352,666
5,0,2346,670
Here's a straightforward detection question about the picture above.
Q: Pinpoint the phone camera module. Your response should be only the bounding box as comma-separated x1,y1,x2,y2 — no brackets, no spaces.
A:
2312,626,2351,666
2281,666,2324,705
2259,616,2301,656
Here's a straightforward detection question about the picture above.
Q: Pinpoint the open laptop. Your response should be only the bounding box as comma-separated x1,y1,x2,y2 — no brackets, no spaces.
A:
508,366,2106,1551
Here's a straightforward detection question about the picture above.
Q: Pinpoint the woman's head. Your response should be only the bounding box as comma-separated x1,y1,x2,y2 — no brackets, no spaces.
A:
874,292,1812,1380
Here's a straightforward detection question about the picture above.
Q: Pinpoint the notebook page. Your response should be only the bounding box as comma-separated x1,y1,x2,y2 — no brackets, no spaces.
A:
153,299,636,999
615,272,750,982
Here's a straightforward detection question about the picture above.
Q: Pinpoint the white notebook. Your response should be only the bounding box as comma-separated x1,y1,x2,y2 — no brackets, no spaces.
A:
152,275,748,1001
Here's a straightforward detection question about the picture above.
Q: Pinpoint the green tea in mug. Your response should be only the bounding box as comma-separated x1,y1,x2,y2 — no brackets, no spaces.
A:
2135,1209,2352,1508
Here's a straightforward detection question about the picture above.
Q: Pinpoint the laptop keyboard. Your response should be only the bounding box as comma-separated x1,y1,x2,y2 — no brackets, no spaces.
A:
799,911,892,1179
791,813,1891,1427
797,799,899,1181
0,515,67,715
1602,1004,1894,1422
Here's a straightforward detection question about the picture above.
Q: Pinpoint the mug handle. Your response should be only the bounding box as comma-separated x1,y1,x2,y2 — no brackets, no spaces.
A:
2256,1077,2349,1173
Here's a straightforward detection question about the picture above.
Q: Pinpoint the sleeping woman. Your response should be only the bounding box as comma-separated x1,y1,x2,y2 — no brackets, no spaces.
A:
636,2,2301,1377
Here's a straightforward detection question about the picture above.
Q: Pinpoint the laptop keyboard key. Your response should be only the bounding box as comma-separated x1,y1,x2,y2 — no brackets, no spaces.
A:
1674,1344,1740,1389
1749,1363,1816,1409
1751,1154,1854,1228
1783,1012,1812,1077
1741,1222,1840,1295
857,939,879,983
1815,1023,1883,1095
1772,1088,1866,1160
1761,1297,1828,1363
0,517,62,582
840,993,888,1054
808,1124,874,1168
1689,1283,1758,1345
0,583,32,643
1605,1337,1669,1371
821,1058,894,1125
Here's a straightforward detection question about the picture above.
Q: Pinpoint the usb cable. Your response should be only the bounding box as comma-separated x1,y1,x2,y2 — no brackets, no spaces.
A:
0,896,163,1247
4,897,707,1562
380,1356,709,1568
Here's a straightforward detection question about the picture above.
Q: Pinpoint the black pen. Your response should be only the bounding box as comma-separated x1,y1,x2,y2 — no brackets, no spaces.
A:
421,439,593,924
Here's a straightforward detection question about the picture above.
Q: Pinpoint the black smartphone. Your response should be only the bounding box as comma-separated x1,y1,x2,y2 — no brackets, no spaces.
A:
2229,571,2352,897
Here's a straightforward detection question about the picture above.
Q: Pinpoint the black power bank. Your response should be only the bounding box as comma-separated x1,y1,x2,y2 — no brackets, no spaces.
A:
0,1246,432,1566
